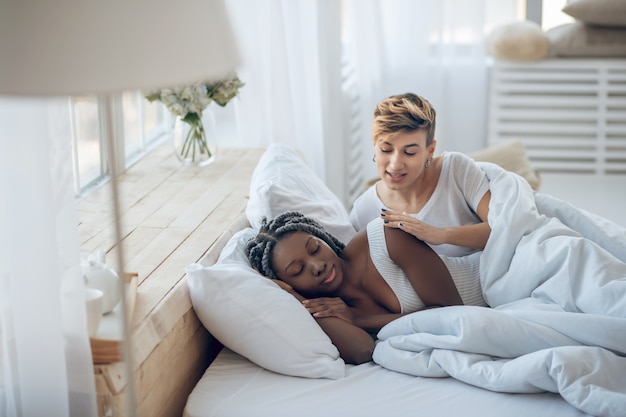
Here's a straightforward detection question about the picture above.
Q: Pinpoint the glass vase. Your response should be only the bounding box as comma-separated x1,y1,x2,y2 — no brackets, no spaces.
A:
172,110,217,167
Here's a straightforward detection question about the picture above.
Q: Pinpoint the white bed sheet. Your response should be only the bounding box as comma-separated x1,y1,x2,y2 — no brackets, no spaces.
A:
184,348,590,417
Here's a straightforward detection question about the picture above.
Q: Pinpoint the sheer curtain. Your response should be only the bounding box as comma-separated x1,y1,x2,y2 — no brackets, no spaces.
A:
224,0,349,202
344,0,517,186
223,0,516,206
0,97,97,417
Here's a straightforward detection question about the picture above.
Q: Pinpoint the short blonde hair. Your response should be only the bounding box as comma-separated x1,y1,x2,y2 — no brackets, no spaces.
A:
372,93,436,146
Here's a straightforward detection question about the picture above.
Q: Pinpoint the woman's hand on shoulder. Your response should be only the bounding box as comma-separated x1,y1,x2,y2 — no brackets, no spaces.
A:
381,209,447,245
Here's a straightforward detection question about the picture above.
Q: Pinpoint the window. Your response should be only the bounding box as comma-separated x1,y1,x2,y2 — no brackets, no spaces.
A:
70,91,170,197
525,0,574,30
71,96,102,192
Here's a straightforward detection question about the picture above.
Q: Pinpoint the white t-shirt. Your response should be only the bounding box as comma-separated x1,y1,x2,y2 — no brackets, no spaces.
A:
349,152,490,257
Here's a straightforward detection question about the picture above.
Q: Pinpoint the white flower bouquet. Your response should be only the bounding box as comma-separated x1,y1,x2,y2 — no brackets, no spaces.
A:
145,73,244,164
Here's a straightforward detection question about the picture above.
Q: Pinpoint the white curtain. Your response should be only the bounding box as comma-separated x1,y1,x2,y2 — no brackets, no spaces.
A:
0,97,98,417
224,0,349,202
344,0,518,185
223,0,516,205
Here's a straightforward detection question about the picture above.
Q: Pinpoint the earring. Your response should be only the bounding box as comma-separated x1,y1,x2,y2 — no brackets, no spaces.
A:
424,155,433,168
372,155,376,162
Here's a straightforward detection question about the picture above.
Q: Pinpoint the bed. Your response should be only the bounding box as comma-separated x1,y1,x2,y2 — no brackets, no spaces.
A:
183,143,626,417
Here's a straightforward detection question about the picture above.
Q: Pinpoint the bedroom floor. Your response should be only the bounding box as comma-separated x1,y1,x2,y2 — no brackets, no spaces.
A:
538,173,626,228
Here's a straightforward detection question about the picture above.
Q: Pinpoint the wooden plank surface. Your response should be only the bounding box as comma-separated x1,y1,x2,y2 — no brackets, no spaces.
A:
80,144,264,417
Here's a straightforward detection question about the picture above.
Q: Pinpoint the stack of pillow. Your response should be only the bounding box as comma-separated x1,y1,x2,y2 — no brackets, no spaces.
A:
546,0,626,57
486,0,626,61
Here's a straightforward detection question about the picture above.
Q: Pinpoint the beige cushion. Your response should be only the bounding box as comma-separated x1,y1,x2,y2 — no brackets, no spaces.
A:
486,21,550,62
547,22,626,57
468,140,541,190
563,0,626,27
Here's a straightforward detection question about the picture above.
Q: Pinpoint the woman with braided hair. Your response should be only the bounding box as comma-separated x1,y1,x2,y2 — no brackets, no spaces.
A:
246,211,486,364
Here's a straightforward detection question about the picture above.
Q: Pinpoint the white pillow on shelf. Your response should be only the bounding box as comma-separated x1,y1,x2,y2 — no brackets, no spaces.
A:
546,22,626,58
562,0,626,27
187,143,357,380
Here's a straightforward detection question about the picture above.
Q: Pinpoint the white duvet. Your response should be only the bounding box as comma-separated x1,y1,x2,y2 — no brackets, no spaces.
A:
372,163,626,417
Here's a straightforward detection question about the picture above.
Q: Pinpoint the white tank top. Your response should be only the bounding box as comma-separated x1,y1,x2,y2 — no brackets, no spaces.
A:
367,218,487,313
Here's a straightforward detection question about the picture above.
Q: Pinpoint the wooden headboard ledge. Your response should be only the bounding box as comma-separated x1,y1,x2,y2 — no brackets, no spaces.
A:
146,213,251,416
91,147,263,417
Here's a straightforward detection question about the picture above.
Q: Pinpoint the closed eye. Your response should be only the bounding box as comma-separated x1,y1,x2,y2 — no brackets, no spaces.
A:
310,240,320,254
287,263,304,277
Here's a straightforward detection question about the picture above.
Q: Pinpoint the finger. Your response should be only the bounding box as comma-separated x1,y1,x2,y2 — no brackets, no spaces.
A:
381,212,413,223
311,310,334,318
382,219,402,229
381,208,402,215
303,303,332,315
302,299,331,308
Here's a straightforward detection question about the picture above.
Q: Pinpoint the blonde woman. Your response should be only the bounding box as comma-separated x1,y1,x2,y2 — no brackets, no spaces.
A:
350,93,492,257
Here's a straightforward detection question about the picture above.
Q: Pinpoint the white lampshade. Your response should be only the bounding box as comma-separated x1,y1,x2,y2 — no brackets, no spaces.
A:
0,0,240,95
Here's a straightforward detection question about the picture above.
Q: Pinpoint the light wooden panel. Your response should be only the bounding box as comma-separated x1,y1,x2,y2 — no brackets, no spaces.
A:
80,144,263,417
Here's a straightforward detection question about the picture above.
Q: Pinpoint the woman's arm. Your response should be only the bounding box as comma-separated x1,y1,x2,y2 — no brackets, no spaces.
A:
385,226,463,307
273,280,375,364
382,190,492,250
304,297,403,334
315,317,375,364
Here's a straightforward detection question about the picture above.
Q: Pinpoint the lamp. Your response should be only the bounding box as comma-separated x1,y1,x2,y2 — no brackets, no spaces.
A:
0,0,239,95
0,0,239,415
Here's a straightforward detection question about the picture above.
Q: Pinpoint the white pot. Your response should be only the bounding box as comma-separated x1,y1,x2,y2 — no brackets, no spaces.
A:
82,250,121,314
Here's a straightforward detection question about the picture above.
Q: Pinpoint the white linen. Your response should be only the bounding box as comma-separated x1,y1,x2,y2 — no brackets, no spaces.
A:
373,162,626,417
184,348,590,417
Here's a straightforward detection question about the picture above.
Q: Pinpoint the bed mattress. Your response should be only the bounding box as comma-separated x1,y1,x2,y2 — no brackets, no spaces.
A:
183,348,590,417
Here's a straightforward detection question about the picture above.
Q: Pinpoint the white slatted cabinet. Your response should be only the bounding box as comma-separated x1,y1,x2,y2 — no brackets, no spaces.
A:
488,58,626,175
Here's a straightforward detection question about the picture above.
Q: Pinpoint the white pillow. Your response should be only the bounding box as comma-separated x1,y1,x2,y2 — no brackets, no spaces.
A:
562,0,626,27
187,228,345,379
546,23,626,58
188,143,358,379
246,143,357,243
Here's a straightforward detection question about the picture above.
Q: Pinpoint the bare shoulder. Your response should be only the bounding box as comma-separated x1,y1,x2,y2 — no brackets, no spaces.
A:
384,226,431,262
343,228,368,256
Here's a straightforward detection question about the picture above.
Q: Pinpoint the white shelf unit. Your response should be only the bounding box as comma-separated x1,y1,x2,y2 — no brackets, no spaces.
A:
487,59,626,175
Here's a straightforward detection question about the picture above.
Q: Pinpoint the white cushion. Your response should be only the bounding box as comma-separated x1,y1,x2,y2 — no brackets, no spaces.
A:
246,143,356,243
546,22,626,58
563,0,626,27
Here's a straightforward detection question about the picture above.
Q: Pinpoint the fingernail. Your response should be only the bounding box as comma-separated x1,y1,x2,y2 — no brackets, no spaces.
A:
380,213,385,217
384,220,389,224
399,222,403,227
381,208,387,211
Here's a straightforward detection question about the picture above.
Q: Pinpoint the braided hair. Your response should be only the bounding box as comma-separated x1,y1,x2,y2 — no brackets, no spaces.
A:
246,211,345,280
